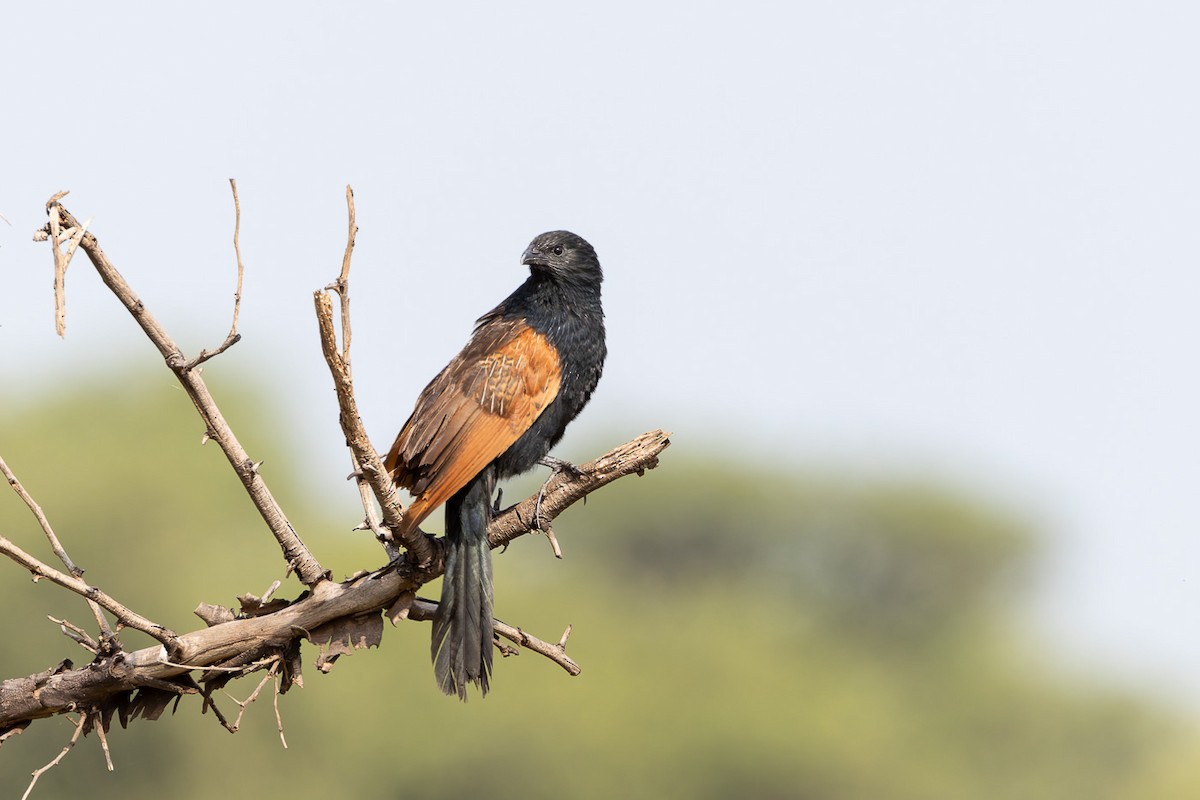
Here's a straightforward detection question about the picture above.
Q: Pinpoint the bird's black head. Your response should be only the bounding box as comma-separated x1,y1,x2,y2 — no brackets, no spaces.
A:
521,231,602,286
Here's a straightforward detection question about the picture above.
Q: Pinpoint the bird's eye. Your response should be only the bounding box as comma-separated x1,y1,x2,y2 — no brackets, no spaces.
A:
553,245,564,256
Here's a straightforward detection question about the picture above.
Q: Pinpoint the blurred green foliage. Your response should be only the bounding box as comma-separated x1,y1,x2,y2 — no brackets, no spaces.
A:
2,369,1199,799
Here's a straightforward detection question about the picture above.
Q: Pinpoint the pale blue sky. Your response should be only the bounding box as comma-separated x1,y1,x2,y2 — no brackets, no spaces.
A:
3,2,1199,703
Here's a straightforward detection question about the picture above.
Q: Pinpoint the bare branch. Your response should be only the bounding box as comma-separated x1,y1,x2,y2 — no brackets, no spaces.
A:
1,455,82,576
488,429,672,549
272,670,288,749
225,669,275,733
0,430,669,732
43,189,87,339
48,616,100,654
1,455,115,640
333,184,357,352
313,186,432,564
21,711,86,800
315,294,421,559
331,188,394,555
38,196,327,587
1,455,167,648
0,533,176,647
186,178,245,368
228,178,245,334
407,600,581,676
94,720,114,772
0,721,29,747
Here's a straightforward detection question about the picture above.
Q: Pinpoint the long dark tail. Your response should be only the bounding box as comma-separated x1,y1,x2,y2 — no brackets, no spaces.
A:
432,468,495,700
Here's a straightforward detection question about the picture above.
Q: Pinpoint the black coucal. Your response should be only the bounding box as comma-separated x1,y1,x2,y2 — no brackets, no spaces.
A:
385,230,606,699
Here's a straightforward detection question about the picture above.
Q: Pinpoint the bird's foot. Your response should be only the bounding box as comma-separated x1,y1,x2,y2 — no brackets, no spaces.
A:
538,455,585,479
533,456,584,531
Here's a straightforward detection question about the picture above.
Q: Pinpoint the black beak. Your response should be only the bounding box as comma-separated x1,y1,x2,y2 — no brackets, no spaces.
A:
521,244,544,266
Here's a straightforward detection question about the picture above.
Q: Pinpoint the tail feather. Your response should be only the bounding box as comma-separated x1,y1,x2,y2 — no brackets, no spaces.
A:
431,470,495,700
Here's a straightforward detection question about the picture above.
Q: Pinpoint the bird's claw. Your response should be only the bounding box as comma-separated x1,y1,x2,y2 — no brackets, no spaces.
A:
533,456,583,530
538,455,584,479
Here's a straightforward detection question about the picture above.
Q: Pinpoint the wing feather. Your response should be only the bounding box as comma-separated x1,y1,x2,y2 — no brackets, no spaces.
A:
385,320,560,536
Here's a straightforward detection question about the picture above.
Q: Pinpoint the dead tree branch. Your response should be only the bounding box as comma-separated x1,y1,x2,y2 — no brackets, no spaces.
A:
36,196,327,587
312,185,435,564
20,711,87,800
324,187,394,554
1,455,173,646
0,533,175,647
0,429,669,733
185,178,245,369
407,600,581,676
0,455,116,643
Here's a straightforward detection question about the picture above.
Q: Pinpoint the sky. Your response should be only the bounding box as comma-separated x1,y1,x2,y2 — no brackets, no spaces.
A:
2,2,1199,703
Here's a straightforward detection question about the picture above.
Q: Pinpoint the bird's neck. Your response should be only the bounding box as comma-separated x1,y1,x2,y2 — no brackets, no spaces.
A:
523,270,602,311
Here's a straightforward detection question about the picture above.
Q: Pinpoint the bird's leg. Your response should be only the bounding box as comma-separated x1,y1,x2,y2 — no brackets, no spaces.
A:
533,456,584,530
492,486,504,514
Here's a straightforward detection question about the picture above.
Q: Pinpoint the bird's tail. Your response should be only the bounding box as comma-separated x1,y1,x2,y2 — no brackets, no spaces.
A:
432,469,495,700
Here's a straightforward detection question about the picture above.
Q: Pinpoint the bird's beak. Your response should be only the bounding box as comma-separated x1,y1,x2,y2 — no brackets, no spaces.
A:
521,245,544,267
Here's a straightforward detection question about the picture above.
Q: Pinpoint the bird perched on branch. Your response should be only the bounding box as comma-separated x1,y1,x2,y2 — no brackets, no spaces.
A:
385,230,606,699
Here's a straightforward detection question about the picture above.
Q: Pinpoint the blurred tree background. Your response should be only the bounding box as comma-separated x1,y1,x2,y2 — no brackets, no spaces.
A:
2,367,1199,799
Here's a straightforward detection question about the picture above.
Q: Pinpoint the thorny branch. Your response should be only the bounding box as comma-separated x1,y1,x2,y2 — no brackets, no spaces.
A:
0,424,667,734
0,429,669,732
20,711,87,800
0,531,175,646
35,194,327,587
313,186,417,562
0,455,114,644
0,455,171,646
406,599,580,676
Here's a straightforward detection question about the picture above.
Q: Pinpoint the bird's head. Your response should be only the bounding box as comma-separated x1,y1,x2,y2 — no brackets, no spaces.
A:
521,231,602,286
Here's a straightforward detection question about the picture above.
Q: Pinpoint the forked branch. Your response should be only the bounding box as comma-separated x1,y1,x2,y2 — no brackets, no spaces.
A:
37,196,326,587
0,428,670,732
313,185,434,564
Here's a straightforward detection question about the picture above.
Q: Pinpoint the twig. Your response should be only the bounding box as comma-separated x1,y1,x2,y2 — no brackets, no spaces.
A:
186,178,245,369
1,455,115,640
21,711,86,800
0,722,29,747
332,185,357,356
94,719,114,771
200,689,232,730
540,524,563,559
156,659,249,673
0,533,176,647
48,617,99,654
43,189,88,339
407,600,580,676
2,437,170,648
313,186,431,564
39,196,327,587
315,294,417,557
0,456,80,575
488,429,672,549
223,668,275,733
272,670,287,749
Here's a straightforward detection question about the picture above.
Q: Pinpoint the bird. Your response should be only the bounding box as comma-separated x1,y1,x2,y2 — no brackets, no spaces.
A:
384,230,606,700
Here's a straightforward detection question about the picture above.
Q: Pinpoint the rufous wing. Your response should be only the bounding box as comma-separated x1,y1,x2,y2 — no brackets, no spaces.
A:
385,319,561,536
